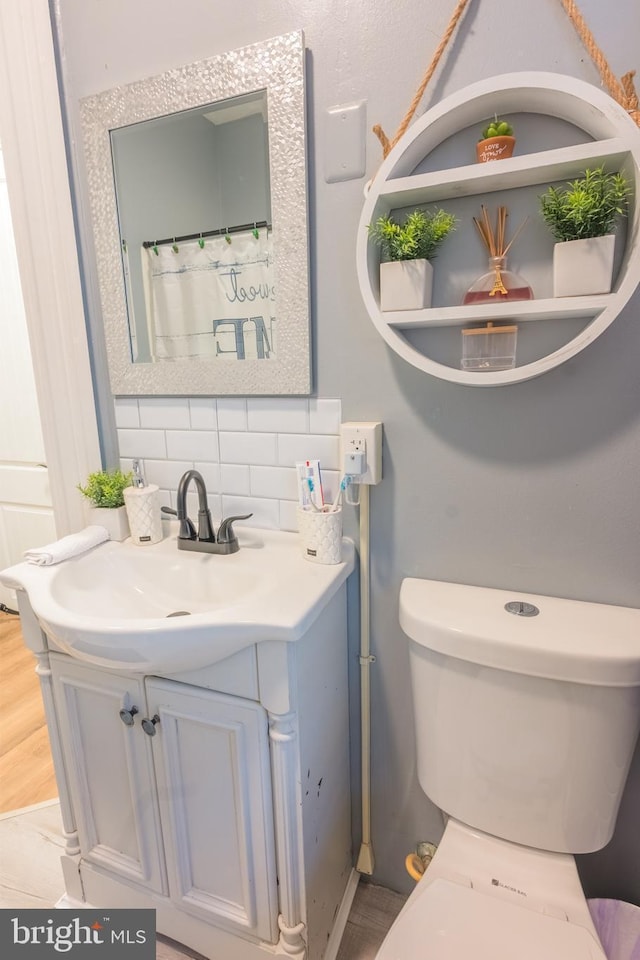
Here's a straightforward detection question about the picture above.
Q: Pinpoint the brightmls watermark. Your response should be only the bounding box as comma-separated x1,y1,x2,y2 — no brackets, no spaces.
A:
0,909,155,957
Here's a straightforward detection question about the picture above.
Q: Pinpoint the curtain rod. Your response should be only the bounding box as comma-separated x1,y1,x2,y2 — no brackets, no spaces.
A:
142,220,271,249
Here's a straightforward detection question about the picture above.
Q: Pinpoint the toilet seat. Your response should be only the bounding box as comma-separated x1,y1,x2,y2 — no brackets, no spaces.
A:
376,878,606,960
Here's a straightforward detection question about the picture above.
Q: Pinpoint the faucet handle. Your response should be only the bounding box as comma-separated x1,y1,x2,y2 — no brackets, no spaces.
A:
161,505,196,540
216,514,252,544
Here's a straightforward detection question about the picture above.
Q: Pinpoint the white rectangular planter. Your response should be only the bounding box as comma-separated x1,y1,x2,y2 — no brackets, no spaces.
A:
380,259,433,311
88,505,130,541
553,235,615,297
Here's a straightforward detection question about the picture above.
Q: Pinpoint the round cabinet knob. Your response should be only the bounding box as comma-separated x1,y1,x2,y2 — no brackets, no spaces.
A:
119,706,139,726
141,714,161,736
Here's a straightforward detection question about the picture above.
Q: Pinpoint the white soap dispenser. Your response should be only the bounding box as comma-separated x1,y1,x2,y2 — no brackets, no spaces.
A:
123,459,163,545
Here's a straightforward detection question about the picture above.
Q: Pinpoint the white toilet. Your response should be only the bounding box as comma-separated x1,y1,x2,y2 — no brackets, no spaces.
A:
377,578,640,960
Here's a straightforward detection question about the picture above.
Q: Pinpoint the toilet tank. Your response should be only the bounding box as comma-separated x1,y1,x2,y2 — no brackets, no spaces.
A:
400,579,640,854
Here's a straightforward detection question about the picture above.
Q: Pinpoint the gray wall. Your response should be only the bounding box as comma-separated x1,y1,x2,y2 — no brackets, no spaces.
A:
53,0,640,902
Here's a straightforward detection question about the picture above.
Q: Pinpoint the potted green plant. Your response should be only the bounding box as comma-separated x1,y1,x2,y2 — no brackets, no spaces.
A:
368,208,457,311
539,166,631,296
78,469,132,541
476,116,515,163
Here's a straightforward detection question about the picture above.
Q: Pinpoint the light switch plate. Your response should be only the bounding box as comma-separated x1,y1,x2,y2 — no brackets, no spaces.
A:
324,101,366,183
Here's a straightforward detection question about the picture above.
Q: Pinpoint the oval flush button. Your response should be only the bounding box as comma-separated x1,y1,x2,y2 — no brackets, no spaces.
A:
504,600,540,617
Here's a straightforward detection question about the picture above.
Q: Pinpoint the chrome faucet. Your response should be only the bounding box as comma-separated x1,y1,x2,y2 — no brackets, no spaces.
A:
161,469,251,555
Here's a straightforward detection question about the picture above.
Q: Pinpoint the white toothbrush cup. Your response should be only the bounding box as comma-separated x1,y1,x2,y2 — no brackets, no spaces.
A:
297,506,343,564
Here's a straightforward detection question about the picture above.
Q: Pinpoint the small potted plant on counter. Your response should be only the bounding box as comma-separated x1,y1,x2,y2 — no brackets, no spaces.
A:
476,116,515,163
368,207,457,311
77,469,132,541
539,165,631,297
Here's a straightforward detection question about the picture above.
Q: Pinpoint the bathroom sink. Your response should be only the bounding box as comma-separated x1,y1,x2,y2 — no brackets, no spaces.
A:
0,527,354,673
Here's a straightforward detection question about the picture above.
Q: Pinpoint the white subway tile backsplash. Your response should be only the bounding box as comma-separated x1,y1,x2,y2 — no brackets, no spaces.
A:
183,489,223,520
193,462,221,493
309,399,341,435
277,433,340,471
157,489,173,510
217,398,247,431
219,431,277,465
247,398,309,433
139,397,190,429
114,398,140,429
250,465,298,501
279,499,300,532
118,428,167,460
143,459,194,489
220,464,251,496
189,399,218,430
166,430,219,462
221,495,280,530
115,396,342,533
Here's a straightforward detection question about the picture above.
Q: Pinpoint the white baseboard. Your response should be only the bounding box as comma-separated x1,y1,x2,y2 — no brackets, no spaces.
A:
324,869,360,960
0,797,60,821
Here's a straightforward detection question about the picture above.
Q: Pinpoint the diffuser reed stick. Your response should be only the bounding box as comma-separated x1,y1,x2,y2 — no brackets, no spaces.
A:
470,205,529,298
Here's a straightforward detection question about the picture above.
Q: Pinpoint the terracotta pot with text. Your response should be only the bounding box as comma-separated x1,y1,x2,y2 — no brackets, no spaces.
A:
476,135,516,163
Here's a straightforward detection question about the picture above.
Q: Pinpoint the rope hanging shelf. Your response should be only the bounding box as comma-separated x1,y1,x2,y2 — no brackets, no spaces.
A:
357,72,640,386
372,0,639,162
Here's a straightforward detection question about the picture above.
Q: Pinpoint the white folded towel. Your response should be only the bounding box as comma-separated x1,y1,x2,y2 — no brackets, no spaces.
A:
24,525,110,566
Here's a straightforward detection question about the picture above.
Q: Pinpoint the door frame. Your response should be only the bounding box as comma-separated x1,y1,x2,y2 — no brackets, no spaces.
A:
0,0,101,536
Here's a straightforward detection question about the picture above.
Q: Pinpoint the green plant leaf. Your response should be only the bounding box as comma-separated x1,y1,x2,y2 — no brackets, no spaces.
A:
77,470,133,508
481,115,513,139
539,166,631,242
368,208,457,262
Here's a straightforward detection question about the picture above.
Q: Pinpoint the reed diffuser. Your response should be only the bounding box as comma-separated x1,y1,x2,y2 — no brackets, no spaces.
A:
463,205,533,304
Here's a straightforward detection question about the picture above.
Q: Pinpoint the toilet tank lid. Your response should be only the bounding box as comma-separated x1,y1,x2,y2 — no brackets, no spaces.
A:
400,579,640,687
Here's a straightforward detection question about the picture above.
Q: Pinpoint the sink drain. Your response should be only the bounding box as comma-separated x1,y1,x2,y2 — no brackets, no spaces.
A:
166,610,191,618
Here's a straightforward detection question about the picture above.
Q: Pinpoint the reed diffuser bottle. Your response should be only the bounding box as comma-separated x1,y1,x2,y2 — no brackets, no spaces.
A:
463,205,533,304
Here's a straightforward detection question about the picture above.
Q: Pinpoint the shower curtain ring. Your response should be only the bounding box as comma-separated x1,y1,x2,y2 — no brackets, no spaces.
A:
152,242,159,256
225,227,232,244
172,238,179,253
252,222,259,239
198,232,205,249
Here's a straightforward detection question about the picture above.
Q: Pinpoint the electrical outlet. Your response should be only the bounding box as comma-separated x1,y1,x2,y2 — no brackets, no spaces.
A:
340,422,383,485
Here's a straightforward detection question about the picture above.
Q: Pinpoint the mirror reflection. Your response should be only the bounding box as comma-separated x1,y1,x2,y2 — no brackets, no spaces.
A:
111,91,276,365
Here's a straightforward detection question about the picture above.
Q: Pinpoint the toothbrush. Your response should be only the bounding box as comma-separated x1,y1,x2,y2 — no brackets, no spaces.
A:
330,475,351,512
306,476,321,511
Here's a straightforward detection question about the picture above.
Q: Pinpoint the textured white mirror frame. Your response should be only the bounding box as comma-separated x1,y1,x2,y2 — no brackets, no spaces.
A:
80,30,310,396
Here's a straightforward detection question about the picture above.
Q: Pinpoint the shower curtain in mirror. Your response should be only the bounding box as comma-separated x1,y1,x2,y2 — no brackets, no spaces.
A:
141,230,275,362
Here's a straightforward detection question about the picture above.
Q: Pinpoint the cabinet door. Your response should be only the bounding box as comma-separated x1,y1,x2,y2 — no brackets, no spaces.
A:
50,655,167,894
145,678,277,942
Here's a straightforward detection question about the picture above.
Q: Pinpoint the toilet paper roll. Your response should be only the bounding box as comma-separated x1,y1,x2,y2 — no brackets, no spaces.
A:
124,485,163,545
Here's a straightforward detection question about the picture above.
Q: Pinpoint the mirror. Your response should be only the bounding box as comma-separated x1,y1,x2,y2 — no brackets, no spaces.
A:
80,31,310,395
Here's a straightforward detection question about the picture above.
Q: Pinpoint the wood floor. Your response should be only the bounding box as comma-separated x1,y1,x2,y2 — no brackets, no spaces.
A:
0,612,58,813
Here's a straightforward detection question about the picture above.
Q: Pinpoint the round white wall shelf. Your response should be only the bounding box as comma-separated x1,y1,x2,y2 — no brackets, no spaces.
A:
356,73,640,386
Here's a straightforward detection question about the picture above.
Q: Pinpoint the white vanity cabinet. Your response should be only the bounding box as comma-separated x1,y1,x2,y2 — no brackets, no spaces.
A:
49,656,277,942
48,658,168,897
22,581,353,960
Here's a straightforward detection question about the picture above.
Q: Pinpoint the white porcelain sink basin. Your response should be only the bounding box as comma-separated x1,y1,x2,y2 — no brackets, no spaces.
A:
1,527,354,673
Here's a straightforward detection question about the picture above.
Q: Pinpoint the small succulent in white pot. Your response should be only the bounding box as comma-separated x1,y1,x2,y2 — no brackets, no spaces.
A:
368,208,457,311
539,166,631,297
